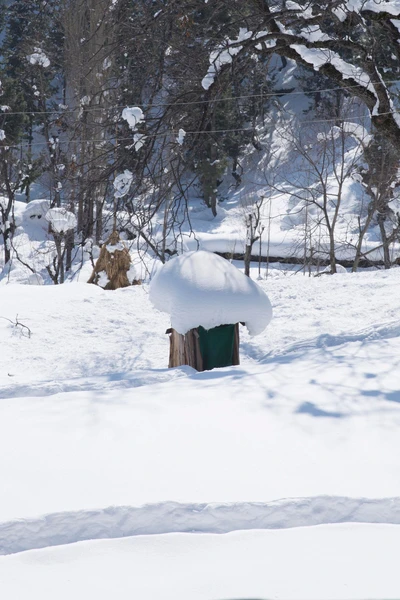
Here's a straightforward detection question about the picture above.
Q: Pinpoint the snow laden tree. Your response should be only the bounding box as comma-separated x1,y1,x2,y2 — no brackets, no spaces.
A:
62,0,119,243
0,129,36,267
45,207,77,284
200,0,400,262
355,133,400,270
201,0,400,151
0,0,64,203
113,0,274,222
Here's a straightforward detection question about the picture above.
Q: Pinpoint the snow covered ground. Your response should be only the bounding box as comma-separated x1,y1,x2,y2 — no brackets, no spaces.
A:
2,525,400,600
1,265,400,598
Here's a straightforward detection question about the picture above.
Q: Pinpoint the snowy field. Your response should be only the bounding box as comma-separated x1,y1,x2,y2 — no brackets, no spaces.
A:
1,266,400,598
2,525,400,600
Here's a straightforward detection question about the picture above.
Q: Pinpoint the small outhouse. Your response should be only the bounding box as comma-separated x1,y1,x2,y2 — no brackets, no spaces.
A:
149,250,272,371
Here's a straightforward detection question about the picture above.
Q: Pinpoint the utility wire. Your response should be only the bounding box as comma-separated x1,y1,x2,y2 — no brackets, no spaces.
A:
2,108,395,150
2,78,400,117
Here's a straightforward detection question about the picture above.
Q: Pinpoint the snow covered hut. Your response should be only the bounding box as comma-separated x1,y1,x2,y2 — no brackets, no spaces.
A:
149,250,272,371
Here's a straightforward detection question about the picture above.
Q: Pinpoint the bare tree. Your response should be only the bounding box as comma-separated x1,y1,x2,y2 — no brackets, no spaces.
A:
241,193,265,277
270,121,365,273
45,207,77,284
63,0,117,242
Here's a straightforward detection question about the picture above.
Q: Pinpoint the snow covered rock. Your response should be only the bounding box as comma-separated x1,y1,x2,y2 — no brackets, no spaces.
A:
334,264,348,274
149,250,272,335
23,199,50,223
319,264,348,275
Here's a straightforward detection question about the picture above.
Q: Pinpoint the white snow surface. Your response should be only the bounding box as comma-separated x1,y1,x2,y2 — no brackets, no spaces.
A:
22,198,50,221
2,525,400,600
149,250,273,335
0,195,9,210
317,121,372,147
2,263,400,596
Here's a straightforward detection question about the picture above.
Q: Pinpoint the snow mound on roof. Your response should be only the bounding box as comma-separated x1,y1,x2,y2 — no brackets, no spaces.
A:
149,250,272,336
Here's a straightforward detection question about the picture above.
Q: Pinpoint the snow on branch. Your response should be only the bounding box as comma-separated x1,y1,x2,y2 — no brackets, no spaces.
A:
200,1,400,147
202,28,260,90
176,129,186,145
359,0,400,16
290,44,378,103
122,107,144,129
113,169,133,198
45,208,77,234
122,107,146,151
27,48,50,68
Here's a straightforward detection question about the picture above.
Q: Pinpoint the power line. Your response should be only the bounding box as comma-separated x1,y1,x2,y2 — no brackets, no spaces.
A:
3,108,394,150
2,78,400,117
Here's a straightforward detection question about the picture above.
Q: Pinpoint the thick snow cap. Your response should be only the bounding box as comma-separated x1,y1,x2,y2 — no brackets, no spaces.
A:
149,250,272,336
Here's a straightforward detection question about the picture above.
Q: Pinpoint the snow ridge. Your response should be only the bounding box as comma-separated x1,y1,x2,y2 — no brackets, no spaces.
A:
0,367,192,400
262,318,400,362
1,496,400,556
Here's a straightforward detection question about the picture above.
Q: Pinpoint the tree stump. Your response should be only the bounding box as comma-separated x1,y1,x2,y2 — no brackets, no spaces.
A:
88,231,138,290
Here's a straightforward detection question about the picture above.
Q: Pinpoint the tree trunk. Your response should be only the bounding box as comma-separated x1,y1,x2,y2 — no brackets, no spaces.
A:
377,214,391,269
329,229,337,274
54,234,65,284
65,230,74,272
244,243,252,277
2,229,11,265
352,208,375,272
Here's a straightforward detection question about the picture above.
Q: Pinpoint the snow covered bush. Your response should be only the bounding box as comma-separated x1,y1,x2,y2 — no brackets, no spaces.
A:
45,208,77,234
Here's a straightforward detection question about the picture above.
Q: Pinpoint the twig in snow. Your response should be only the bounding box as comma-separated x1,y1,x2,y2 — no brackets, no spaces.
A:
0,314,32,338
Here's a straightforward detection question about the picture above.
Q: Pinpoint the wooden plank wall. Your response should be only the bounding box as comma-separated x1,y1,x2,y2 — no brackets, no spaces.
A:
167,324,240,371
168,328,204,371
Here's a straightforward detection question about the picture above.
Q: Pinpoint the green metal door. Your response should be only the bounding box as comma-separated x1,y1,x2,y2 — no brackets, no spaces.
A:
197,324,236,370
